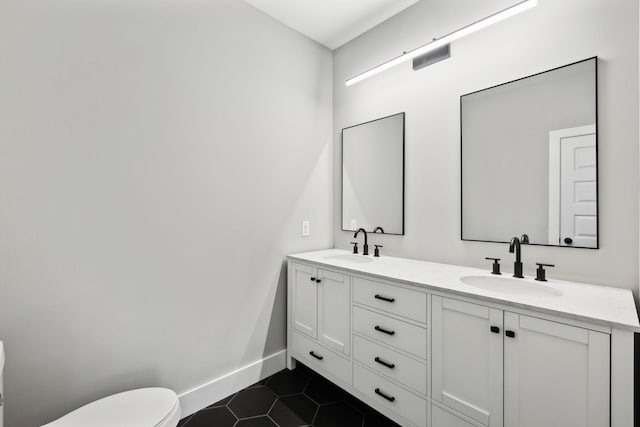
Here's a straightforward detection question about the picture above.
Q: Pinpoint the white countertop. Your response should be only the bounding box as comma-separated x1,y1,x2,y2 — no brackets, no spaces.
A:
288,249,640,332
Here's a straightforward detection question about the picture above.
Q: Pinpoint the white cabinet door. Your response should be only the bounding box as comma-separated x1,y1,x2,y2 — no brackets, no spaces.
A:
432,296,503,427
292,263,318,339
504,312,609,427
318,269,350,355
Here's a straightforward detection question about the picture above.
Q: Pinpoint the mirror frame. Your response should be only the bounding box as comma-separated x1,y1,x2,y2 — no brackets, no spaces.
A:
460,57,599,249
341,112,406,235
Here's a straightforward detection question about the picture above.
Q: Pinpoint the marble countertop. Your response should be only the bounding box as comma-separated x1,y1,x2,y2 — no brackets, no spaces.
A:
288,249,640,332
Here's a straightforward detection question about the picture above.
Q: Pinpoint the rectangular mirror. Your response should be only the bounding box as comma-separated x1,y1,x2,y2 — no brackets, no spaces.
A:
461,57,598,248
342,112,404,235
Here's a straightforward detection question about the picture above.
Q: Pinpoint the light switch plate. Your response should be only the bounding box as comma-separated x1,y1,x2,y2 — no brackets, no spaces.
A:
301,220,310,237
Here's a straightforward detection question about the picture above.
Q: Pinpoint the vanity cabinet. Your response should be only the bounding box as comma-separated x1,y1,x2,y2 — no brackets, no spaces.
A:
287,250,638,427
432,295,610,427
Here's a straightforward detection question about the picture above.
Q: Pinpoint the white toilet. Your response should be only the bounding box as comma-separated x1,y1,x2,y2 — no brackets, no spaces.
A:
0,342,180,427
42,387,181,427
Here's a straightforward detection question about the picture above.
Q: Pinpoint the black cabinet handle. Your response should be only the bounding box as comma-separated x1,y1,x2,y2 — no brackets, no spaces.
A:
490,326,500,334
309,351,323,360
310,277,316,282
374,294,395,303
315,279,322,283
374,325,395,336
374,388,396,402
374,357,396,369
564,237,573,245
505,330,516,338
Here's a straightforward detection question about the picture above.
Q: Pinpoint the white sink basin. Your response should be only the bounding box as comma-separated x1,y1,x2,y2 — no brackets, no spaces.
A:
324,254,373,264
460,275,562,297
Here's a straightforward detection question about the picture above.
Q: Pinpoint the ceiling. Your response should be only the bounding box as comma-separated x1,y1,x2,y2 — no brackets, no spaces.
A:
244,0,420,50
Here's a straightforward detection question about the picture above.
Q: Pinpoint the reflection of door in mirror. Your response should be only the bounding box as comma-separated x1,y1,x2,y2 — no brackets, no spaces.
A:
548,125,597,248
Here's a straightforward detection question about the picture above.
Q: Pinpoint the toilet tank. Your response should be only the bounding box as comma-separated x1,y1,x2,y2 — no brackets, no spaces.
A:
0,341,4,427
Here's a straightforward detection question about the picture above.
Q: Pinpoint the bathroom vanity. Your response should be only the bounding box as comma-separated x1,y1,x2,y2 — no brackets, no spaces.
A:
286,249,639,427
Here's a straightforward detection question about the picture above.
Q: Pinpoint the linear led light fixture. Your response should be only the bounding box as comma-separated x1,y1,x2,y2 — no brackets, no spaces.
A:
345,0,537,86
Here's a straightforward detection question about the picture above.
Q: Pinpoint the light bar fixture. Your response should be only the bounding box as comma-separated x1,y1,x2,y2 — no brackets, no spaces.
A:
345,0,537,86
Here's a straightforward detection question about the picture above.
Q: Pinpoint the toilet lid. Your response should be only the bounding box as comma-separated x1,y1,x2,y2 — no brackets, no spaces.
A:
43,388,180,427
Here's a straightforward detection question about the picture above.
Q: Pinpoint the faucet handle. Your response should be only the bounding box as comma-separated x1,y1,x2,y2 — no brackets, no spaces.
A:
374,245,383,257
350,242,359,254
485,257,501,275
535,263,555,282
520,234,530,244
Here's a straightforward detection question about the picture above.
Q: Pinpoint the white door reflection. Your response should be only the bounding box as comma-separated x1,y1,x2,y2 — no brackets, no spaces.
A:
548,125,597,248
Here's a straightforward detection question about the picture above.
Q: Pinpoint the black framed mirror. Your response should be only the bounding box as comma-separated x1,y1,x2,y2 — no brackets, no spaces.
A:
461,57,598,248
342,112,405,235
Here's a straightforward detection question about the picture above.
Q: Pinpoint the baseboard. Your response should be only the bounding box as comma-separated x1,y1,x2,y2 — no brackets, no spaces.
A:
178,349,287,418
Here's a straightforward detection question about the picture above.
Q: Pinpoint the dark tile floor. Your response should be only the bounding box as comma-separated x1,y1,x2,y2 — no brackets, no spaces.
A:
177,363,400,427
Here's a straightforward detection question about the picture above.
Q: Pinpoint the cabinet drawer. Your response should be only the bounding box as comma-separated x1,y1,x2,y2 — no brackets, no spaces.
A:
353,306,427,359
354,364,427,427
353,277,427,323
291,332,351,385
353,335,426,395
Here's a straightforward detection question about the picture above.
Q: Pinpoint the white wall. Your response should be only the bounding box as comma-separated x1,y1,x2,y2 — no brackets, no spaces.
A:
0,1,332,426
334,0,639,296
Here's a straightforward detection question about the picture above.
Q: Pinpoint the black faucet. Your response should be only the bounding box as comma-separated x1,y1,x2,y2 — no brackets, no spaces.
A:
509,236,524,278
373,226,385,234
354,228,369,255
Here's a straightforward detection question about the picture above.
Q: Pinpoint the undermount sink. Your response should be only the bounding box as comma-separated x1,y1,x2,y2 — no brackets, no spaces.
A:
324,254,373,264
460,275,562,297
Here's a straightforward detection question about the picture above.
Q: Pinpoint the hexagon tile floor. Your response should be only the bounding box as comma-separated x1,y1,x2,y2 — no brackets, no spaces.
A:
177,363,400,427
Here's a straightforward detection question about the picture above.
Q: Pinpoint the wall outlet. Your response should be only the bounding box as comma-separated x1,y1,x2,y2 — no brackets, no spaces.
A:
350,219,358,230
301,220,310,237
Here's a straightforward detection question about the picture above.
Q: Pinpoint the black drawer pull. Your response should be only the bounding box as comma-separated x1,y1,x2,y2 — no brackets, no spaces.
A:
490,326,500,334
309,351,323,360
374,294,395,303
315,279,322,283
374,357,396,369
310,277,316,282
505,330,516,338
375,388,396,402
374,325,396,336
